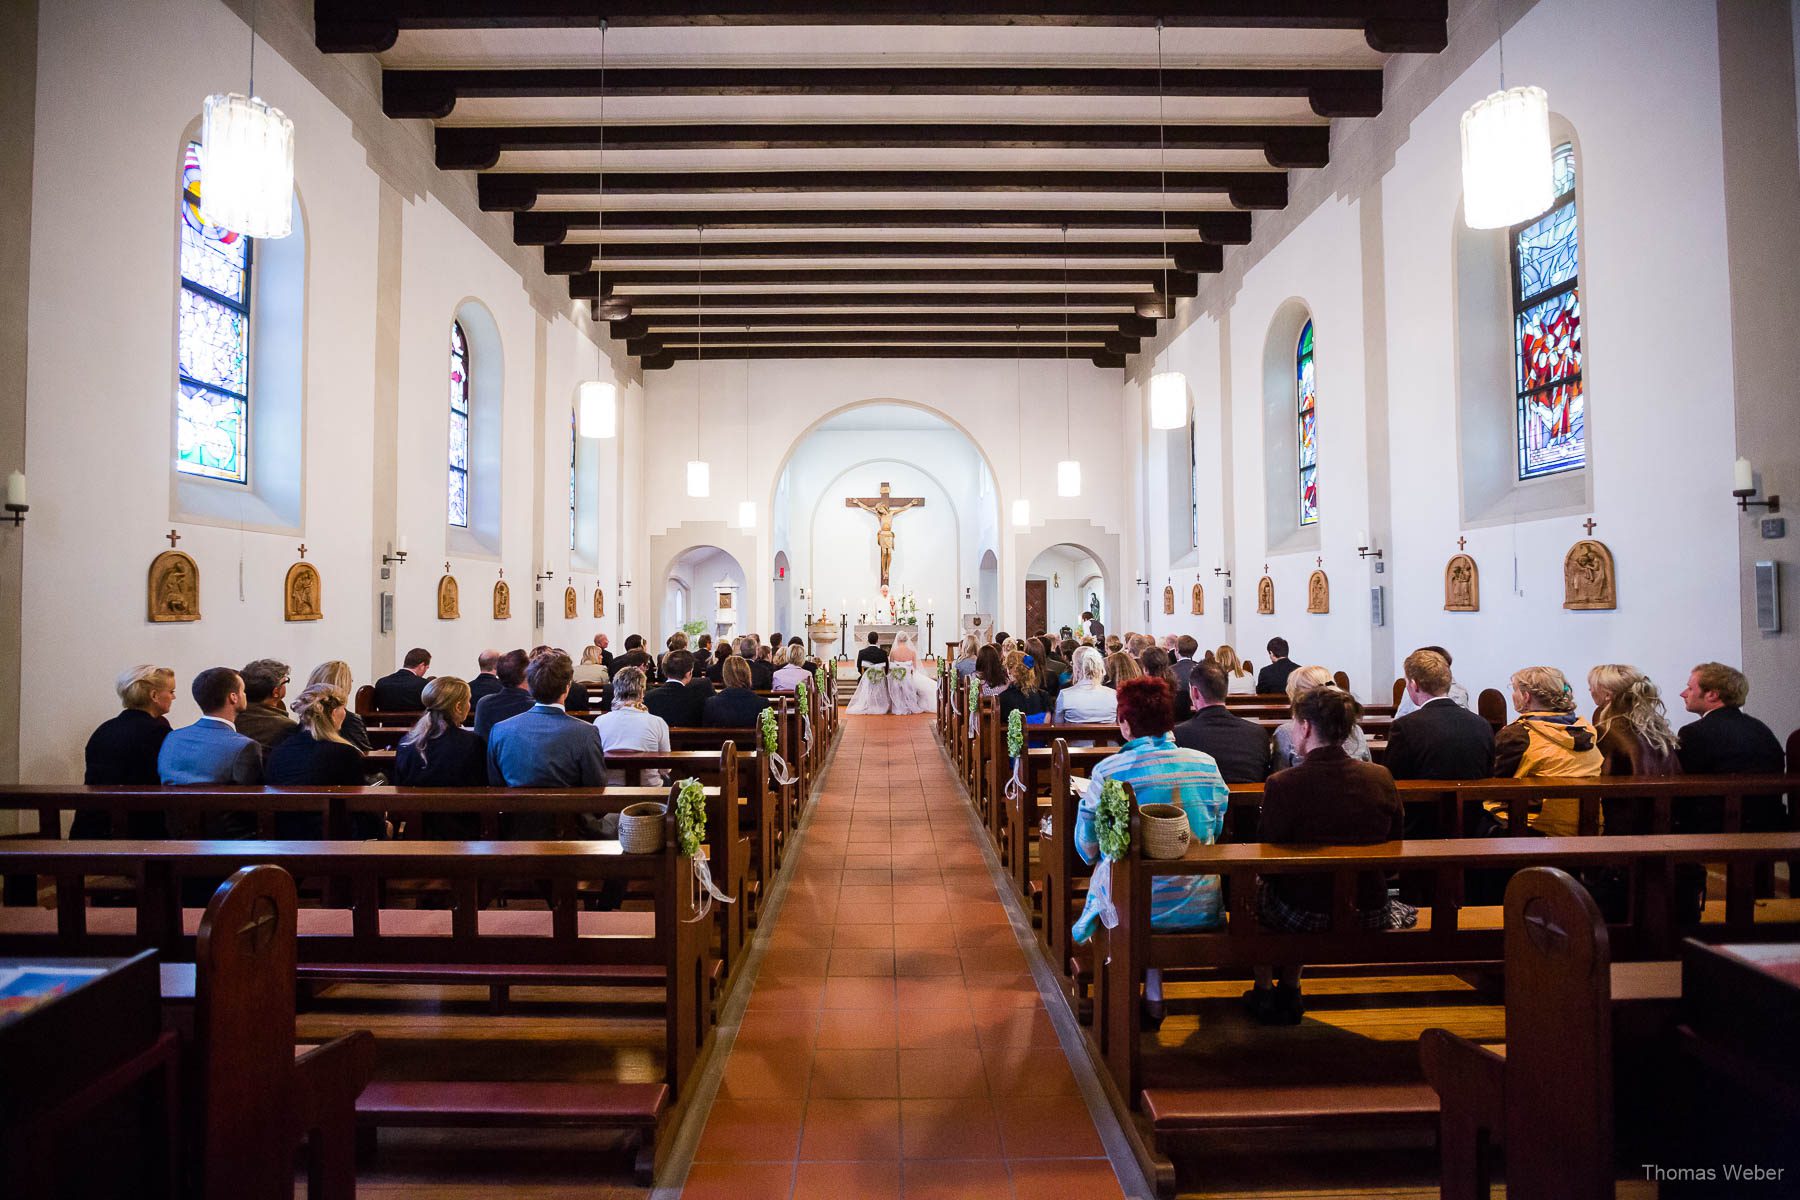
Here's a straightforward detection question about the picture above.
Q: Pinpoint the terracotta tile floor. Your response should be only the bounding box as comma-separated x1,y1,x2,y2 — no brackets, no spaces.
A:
685,713,1128,1200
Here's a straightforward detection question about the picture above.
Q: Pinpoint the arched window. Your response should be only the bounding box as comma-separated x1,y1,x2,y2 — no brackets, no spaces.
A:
448,321,470,526
1296,319,1318,525
176,142,252,483
568,410,578,551
1511,143,1582,478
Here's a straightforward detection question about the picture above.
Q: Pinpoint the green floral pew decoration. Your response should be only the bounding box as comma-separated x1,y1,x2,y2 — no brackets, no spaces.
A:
1072,778,1130,943
1003,709,1027,802
675,776,735,922
795,677,813,744
760,705,797,786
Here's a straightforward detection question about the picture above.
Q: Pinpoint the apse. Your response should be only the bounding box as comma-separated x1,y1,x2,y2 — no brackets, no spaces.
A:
774,403,997,638
1024,544,1105,638
661,544,748,640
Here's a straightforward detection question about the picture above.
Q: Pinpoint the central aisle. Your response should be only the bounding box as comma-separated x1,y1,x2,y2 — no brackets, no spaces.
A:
681,714,1129,1200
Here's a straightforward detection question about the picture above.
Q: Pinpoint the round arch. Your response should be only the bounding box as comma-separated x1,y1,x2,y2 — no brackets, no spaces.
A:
658,542,750,644
1023,541,1110,638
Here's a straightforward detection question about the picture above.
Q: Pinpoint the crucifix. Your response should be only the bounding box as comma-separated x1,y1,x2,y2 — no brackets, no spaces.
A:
845,481,926,587
165,529,181,548
1582,518,1598,536
1457,537,1467,552
297,543,308,559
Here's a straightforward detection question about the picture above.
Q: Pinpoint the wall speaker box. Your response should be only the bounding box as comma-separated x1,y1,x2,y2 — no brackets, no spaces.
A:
1754,561,1780,633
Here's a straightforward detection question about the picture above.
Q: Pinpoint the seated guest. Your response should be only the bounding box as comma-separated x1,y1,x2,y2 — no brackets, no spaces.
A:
1217,645,1256,693
159,667,262,838
1054,646,1117,724
975,644,1009,698
1256,637,1300,696
468,649,505,708
705,641,732,685
77,664,176,838
472,649,533,739
235,658,297,752
562,650,594,714
1141,646,1189,722
998,651,1051,726
1030,637,1068,696
266,684,374,837
487,651,609,837
594,666,670,788
1173,662,1272,784
395,676,487,837
1588,662,1681,775
1250,687,1415,1024
595,632,614,671
1272,666,1370,769
658,632,689,681
696,633,712,658
572,645,610,691
614,633,656,683
1103,650,1142,690
1384,649,1494,782
1104,635,1123,657
954,634,981,678
1172,635,1201,696
647,649,711,727
1677,661,1785,828
305,661,371,751
1393,644,1471,716
1488,666,1602,836
750,643,776,690
1074,677,1230,1021
373,648,432,711
705,656,771,728
855,631,888,674
772,643,812,691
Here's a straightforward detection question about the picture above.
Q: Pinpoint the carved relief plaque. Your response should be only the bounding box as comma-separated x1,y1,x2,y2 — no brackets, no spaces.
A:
1307,569,1329,614
148,551,200,623
593,586,604,619
1445,554,1479,612
1190,582,1204,616
284,562,322,622
1256,576,1275,615
437,573,460,620
1162,585,1175,615
564,586,578,620
493,579,511,621
1563,540,1616,610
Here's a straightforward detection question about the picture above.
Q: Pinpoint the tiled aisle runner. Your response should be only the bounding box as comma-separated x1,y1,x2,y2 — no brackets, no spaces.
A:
680,714,1131,1200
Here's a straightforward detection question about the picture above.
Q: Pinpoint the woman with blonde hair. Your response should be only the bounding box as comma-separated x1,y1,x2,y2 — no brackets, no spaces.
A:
999,649,1051,726
1272,666,1370,768
395,677,487,837
1586,664,1680,835
574,644,610,690
1104,650,1142,689
1486,666,1602,835
306,660,372,751
954,633,981,678
1054,645,1117,724
266,683,375,836
1216,646,1255,692
77,664,178,837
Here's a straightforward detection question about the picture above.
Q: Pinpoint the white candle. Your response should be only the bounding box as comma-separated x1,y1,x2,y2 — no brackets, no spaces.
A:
5,471,24,507
1214,556,1223,572
1356,529,1370,549
1735,457,1755,492
398,534,409,555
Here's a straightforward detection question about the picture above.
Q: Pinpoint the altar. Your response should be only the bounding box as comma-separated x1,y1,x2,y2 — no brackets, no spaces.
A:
852,623,914,650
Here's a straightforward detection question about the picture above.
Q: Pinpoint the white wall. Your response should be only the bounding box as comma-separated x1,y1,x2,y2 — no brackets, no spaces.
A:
1131,0,1765,717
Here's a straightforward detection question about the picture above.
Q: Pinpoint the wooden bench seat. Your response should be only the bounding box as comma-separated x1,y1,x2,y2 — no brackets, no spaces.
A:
1142,1083,1441,1134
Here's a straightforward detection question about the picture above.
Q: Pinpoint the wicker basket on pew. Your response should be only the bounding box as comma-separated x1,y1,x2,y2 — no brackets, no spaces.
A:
1138,803,1192,860
618,802,667,854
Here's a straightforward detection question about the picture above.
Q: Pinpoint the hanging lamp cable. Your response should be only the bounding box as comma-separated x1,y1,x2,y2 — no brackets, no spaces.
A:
1063,224,1072,459
1157,17,1169,346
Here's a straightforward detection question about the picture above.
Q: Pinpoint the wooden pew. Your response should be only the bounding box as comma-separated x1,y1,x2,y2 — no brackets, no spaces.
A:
1093,827,1800,1196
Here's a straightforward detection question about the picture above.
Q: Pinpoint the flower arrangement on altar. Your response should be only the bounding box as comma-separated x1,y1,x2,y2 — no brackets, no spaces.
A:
893,590,920,626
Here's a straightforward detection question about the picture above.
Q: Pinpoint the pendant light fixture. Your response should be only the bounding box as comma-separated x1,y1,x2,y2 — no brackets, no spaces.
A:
686,226,710,498
737,358,756,529
577,21,617,439
1055,225,1082,497
1147,19,1188,431
1011,331,1030,528
201,0,294,239
1460,9,1553,229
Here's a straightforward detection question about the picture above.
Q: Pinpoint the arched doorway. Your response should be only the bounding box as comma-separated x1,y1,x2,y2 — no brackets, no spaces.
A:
660,544,749,643
977,549,999,633
1023,544,1106,639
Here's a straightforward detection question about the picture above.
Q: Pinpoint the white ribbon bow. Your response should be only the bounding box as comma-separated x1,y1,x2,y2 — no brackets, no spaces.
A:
685,846,737,923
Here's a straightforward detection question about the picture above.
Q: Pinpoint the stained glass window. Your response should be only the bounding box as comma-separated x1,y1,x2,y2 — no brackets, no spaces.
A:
449,321,470,527
1296,319,1318,526
1512,142,1584,479
176,142,252,483
569,411,578,551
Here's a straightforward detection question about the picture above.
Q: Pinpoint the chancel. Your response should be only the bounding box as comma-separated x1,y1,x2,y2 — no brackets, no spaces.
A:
1,0,1798,1197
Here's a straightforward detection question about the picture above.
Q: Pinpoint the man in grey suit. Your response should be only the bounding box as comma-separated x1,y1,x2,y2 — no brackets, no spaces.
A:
158,666,263,838
487,650,610,840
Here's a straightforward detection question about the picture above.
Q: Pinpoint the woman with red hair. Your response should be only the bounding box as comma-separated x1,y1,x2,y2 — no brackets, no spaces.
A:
1072,676,1230,1024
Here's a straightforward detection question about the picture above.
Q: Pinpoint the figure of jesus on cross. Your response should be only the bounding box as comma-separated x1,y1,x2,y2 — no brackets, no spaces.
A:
846,482,925,587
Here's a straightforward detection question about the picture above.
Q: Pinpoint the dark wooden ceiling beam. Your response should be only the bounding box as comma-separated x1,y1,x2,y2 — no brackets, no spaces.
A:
628,311,1151,331
647,344,1128,363
594,289,1145,313
543,240,1223,275
570,266,1196,297
436,123,1328,171
382,66,1383,121
480,170,1287,211
318,0,1445,51
515,209,1253,245
630,329,1113,352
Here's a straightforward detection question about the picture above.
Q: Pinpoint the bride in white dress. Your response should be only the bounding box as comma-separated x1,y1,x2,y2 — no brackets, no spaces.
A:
883,632,936,714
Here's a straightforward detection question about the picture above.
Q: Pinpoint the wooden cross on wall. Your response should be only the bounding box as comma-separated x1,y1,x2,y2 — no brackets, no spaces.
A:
1457,537,1467,552
1582,518,1598,536
297,544,308,559
165,529,181,548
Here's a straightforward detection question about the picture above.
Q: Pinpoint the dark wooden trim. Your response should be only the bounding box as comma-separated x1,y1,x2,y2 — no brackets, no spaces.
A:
437,123,1329,171
627,311,1157,333
516,209,1254,244
569,267,1197,296
596,290,1145,309
381,66,1384,122
545,240,1223,275
630,329,1115,351
646,345,1127,361
479,170,1288,210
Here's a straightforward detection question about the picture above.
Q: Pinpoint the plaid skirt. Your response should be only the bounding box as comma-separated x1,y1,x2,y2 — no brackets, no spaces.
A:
1255,877,1419,933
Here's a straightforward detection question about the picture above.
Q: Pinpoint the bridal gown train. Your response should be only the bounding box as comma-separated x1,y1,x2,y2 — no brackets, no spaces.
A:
846,664,891,715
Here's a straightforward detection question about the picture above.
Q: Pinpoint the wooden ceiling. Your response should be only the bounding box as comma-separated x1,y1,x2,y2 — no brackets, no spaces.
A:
313,2,1447,369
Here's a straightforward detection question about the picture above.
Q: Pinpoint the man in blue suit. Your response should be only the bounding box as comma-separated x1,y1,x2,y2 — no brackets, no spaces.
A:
487,649,609,840
473,649,534,739
158,666,263,838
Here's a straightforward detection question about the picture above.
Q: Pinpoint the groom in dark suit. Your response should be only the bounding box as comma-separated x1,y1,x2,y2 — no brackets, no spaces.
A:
856,632,889,674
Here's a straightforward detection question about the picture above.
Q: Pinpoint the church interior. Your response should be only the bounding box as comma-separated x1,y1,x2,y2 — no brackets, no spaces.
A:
1,0,1798,1196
